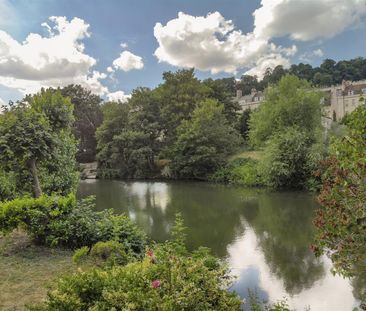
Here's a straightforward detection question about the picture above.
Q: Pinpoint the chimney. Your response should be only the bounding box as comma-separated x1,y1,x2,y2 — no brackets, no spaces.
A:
236,89,242,99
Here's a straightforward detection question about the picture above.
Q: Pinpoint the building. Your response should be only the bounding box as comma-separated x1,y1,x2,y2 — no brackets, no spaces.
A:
321,79,366,121
233,80,366,123
234,88,264,111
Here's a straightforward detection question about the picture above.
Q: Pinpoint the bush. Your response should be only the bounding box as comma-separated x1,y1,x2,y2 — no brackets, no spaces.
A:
0,170,17,202
258,127,319,189
0,195,146,255
30,219,241,311
210,158,262,187
73,241,130,267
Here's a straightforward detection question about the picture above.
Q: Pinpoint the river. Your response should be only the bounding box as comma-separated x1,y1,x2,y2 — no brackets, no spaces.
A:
77,180,361,310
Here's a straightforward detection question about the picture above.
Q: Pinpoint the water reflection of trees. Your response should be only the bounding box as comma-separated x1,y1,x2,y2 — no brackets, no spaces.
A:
78,181,326,294
240,190,325,295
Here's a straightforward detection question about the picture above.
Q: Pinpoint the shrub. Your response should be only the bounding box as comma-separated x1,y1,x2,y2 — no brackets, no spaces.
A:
258,127,319,189
73,241,131,267
0,195,146,256
30,219,241,311
210,158,262,187
0,170,17,202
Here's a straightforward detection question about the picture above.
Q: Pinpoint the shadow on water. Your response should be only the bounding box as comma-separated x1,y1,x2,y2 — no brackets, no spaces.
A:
77,180,361,311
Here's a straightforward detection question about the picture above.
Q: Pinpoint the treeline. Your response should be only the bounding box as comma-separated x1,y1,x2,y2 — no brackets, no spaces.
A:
96,69,243,180
237,57,366,95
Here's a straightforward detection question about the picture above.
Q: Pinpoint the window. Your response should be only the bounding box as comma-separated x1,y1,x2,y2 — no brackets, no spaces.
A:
348,90,354,96
362,88,366,94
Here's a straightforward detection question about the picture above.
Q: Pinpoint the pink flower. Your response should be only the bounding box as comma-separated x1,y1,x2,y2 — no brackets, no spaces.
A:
151,280,161,289
147,250,154,257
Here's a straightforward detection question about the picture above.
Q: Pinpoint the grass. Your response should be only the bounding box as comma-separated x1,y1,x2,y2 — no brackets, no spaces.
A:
0,231,75,311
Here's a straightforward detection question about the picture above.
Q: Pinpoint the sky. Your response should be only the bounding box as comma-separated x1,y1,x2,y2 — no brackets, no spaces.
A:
0,0,366,104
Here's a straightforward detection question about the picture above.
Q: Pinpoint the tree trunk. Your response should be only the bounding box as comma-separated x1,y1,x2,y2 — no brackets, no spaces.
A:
28,158,42,198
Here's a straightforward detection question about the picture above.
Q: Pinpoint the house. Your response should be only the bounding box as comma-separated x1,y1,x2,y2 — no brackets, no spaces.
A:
233,80,366,123
321,79,366,121
234,88,264,111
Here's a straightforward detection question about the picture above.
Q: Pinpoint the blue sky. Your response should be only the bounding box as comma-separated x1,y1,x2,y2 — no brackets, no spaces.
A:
0,0,366,103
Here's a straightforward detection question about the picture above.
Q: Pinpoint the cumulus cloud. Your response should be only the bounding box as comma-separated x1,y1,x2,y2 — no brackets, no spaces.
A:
299,49,324,62
154,0,366,77
107,90,131,102
0,16,108,95
253,0,366,41
111,51,144,72
245,45,297,77
154,11,296,76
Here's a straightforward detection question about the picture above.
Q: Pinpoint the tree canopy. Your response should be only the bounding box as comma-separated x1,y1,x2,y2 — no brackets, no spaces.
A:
0,89,78,198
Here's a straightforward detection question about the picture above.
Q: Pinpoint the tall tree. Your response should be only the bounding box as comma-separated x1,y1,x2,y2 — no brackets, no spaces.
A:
0,89,75,197
313,104,366,282
172,99,241,179
203,77,240,124
155,69,210,148
60,85,103,163
249,75,322,147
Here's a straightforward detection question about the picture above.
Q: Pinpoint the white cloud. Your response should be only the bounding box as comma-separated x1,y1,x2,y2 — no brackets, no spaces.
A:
154,12,295,75
154,0,366,77
313,49,324,57
0,16,108,95
111,51,144,72
120,42,128,48
107,90,131,102
299,49,324,62
253,0,366,41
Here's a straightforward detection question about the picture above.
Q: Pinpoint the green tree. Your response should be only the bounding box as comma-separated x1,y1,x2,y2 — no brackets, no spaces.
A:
0,89,76,198
203,77,240,124
259,127,319,188
249,75,322,147
172,99,241,179
238,109,252,141
96,101,130,178
155,69,210,148
60,85,103,163
313,104,366,286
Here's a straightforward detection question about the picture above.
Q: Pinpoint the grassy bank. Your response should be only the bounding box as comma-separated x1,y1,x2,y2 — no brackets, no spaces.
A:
0,231,75,311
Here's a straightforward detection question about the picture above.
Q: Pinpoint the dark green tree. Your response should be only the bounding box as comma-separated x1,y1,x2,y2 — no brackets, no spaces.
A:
155,69,210,148
60,85,103,163
0,89,76,198
172,99,241,179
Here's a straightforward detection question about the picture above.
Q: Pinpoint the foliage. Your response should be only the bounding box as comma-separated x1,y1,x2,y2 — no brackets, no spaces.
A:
0,89,77,198
0,170,17,201
30,219,241,311
238,109,252,141
155,68,210,148
258,127,321,189
237,57,366,94
96,101,130,178
0,195,146,254
210,158,262,187
60,85,103,163
313,104,366,286
203,77,240,124
73,241,130,267
97,88,161,179
172,99,242,179
249,75,322,148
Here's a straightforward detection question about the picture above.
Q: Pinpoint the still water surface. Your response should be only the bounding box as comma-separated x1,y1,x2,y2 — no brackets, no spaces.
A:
78,180,360,310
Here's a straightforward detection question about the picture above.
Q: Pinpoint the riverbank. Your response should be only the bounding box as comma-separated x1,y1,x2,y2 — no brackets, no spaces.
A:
0,231,74,311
